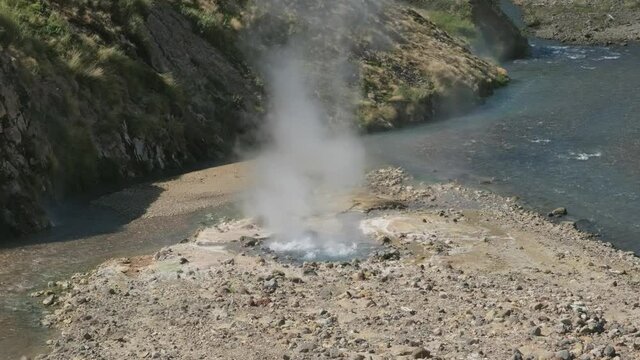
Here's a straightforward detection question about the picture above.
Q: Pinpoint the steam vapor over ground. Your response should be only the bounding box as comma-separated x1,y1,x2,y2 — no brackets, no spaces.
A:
243,1,372,259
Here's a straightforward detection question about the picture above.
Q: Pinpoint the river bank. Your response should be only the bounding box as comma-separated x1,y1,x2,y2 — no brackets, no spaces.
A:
513,0,640,45
0,163,247,358
29,167,640,359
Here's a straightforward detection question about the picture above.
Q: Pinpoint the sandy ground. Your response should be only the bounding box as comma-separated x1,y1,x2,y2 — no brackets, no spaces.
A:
95,162,249,219
29,168,640,360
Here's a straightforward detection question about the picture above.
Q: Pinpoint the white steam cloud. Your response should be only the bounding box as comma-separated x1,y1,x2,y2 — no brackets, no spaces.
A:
242,0,379,259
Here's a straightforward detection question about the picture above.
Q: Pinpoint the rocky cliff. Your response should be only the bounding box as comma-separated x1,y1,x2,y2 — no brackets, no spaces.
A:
0,0,526,239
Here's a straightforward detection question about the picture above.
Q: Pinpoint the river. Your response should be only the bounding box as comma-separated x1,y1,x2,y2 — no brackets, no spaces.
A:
2,40,640,360
366,40,640,251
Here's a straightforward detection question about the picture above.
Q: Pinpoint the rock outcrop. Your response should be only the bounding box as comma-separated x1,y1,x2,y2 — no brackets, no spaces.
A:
0,53,51,236
471,0,529,61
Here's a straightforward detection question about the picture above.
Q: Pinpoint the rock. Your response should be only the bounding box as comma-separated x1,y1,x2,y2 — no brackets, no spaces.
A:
297,342,316,353
240,236,259,247
513,349,524,360
549,207,568,217
263,279,278,293
555,350,571,360
352,271,366,281
303,268,317,276
411,347,431,359
376,249,400,261
603,345,615,357
530,326,542,336
179,257,189,264
379,236,392,245
29,290,44,298
42,295,55,306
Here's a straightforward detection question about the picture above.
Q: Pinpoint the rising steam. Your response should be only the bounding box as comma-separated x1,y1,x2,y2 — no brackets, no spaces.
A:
242,1,379,259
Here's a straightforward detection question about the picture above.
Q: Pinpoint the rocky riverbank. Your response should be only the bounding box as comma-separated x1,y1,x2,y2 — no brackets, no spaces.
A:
29,167,640,360
514,0,640,45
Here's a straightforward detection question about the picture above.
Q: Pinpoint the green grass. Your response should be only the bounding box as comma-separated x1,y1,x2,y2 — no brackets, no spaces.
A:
425,10,477,41
403,0,477,42
174,0,247,63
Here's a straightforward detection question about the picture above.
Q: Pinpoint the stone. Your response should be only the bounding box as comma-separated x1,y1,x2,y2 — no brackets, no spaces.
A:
263,278,278,293
513,349,524,360
549,207,568,217
555,350,571,360
240,236,259,247
42,295,55,306
603,345,615,357
530,326,542,336
353,271,366,281
379,236,392,245
297,342,316,353
412,347,431,359
377,249,400,261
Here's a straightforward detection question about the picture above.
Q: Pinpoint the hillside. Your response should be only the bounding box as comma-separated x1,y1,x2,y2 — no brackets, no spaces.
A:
0,0,527,239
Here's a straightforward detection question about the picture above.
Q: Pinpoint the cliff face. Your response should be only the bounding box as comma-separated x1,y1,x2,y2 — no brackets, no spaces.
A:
470,0,529,61
0,53,51,236
0,0,526,240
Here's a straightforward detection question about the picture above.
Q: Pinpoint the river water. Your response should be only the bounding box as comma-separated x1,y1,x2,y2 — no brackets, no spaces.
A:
1,41,640,359
366,40,640,251
0,203,237,358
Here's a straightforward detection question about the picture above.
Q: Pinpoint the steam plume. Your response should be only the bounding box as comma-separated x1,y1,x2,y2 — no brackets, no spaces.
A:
242,0,378,258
